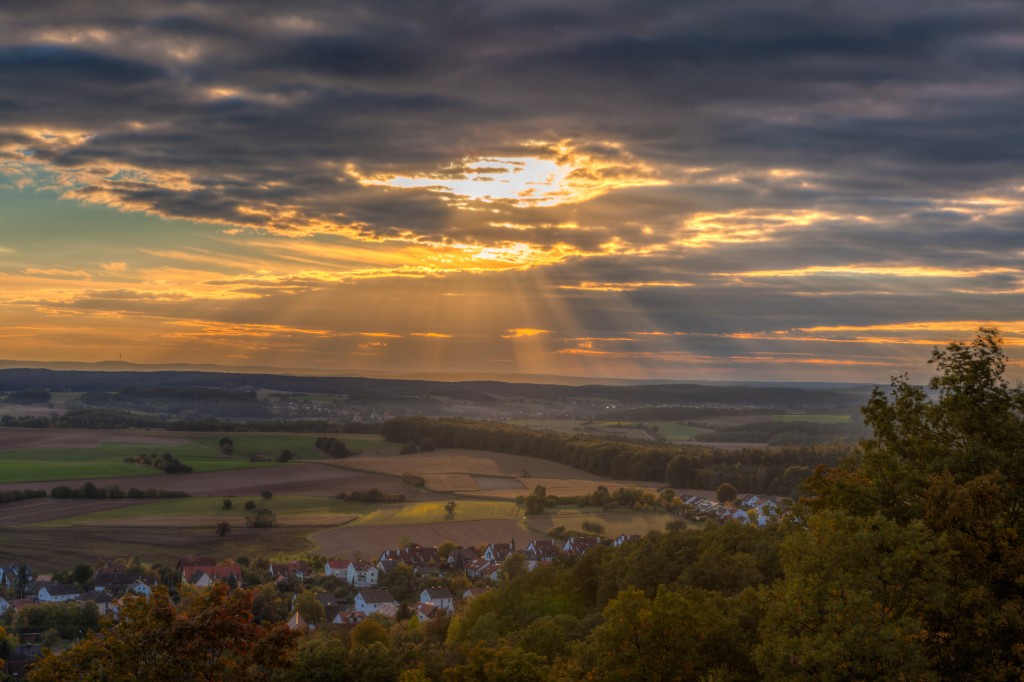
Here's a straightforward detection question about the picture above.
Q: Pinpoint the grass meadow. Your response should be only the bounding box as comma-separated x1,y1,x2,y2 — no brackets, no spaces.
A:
0,431,395,483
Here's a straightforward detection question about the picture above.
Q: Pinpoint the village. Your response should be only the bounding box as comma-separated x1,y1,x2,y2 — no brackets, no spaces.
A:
0,493,783,674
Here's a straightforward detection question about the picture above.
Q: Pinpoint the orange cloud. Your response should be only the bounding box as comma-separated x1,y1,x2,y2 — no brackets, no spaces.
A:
502,328,550,339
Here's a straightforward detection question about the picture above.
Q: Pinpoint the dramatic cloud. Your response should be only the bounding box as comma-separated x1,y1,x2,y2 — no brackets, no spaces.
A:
0,0,1022,380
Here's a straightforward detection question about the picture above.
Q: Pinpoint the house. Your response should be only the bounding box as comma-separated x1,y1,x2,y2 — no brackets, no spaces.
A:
446,547,480,570
377,547,440,574
287,612,309,632
94,565,143,593
464,558,495,580
0,596,10,615
377,603,401,618
80,590,117,616
128,579,154,597
324,559,350,579
270,561,310,581
524,540,560,569
482,542,513,563
354,589,399,614
37,583,82,603
348,560,378,587
413,602,443,622
177,555,216,574
479,564,501,582
562,537,601,557
419,587,454,613
612,534,641,547
0,564,33,590
181,564,242,587
331,610,366,626
315,592,340,621
323,558,379,586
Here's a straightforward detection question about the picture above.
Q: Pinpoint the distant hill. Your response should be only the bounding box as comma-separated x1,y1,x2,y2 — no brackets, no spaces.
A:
0,367,872,412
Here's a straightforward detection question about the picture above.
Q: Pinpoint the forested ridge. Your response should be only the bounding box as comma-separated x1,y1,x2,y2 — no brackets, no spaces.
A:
18,330,1024,681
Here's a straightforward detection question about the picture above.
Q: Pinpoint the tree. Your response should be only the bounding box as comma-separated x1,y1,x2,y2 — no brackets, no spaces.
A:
276,449,292,463
400,441,418,455
216,521,232,537
569,586,701,681
222,498,233,510
292,591,326,626
27,585,293,681
245,500,257,511
261,490,273,500
765,330,1024,679
218,436,234,454
246,508,277,528
445,500,457,517
716,482,737,503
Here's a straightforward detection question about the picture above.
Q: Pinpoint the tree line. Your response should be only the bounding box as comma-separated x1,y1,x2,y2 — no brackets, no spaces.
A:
380,417,851,496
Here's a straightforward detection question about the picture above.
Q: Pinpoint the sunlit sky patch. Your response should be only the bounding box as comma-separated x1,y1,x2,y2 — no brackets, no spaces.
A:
0,1,1022,382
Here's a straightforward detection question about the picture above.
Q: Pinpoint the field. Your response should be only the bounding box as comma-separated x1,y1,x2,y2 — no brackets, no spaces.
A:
0,432,685,568
772,414,851,423
528,508,687,537
329,449,661,499
509,418,713,442
0,428,398,483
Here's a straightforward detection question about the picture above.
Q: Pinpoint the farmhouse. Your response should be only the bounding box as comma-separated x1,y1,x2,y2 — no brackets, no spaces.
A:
270,561,310,581
354,589,399,614
482,542,513,563
80,590,117,616
181,564,242,587
524,540,560,569
324,558,379,586
446,547,480,570
377,547,440,573
331,610,366,626
0,564,33,590
562,536,601,557
420,587,454,613
37,583,82,603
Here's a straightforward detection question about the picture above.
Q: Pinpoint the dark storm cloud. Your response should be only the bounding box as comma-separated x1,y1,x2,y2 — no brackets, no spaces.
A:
2,0,1024,372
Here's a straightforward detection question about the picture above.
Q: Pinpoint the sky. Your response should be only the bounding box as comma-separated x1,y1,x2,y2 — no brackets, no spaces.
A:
1,0,1022,383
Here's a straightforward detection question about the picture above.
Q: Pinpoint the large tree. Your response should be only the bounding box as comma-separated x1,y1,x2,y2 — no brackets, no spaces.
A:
758,329,1024,680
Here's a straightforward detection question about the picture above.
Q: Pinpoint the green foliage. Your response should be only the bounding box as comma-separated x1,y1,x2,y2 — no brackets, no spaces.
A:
246,508,277,528
716,482,737,503
28,585,293,681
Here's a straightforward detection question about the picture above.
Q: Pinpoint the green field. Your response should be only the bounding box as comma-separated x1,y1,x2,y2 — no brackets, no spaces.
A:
509,419,585,434
0,432,397,483
772,414,851,423
646,422,714,441
34,495,364,526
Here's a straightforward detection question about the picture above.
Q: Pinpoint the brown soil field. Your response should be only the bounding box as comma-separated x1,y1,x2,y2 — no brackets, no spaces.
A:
0,462,443,501
0,427,190,450
70,514,359,529
314,519,546,558
0,525,315,572
0,498,152,525
329,448,614,480
421,473,478,493
473,476,524,492
459,477,659,500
